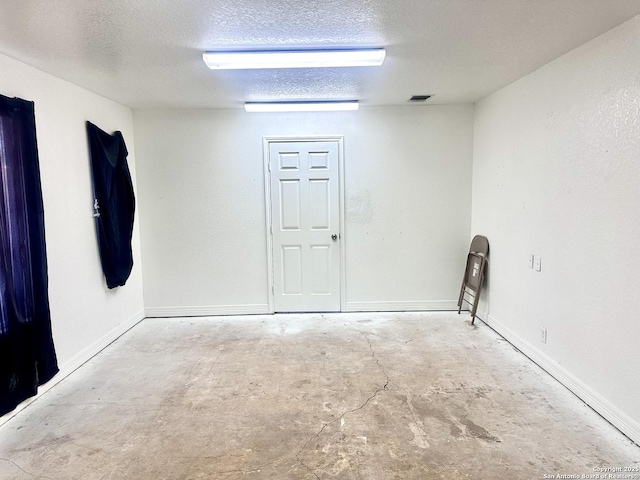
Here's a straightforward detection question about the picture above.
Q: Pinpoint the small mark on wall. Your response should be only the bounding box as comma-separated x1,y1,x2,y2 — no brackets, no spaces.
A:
346,190,373,224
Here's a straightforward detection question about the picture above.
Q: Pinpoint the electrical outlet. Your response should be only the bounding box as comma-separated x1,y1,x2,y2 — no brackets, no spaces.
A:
528,254,534,269
534,256,542,272
541,327,547,344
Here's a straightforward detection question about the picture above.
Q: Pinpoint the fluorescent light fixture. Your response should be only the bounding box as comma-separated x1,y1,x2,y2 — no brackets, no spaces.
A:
244,101,359,113
203,48,385,69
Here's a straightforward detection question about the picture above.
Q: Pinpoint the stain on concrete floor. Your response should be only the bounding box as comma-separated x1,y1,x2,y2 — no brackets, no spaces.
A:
0,312,638,479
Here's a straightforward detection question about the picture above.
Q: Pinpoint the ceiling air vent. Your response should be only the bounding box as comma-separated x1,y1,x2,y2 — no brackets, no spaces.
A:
409,95,432,102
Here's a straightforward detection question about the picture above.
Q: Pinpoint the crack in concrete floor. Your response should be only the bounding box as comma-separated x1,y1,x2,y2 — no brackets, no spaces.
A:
0,457,53,480
295,323,391,479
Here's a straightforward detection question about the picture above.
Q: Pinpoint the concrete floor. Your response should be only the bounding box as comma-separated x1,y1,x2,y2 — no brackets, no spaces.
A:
0,312,638,479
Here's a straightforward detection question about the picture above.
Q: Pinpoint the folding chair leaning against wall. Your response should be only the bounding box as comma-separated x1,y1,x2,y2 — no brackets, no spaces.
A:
457,235,489,325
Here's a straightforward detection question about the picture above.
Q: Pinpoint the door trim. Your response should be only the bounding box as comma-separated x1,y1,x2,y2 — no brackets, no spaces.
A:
263,136,346,313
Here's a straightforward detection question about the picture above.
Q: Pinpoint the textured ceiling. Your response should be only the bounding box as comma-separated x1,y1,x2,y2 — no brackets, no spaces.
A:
0,0,639,109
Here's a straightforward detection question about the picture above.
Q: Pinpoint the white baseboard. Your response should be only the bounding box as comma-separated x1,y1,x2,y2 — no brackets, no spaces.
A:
344,300,458,312
148,302,457,317
145,304,271,318
483,314,640,446
0,308,145,427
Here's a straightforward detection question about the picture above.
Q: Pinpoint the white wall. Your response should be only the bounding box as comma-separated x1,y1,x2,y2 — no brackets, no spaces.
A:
0,53,145,370
472,16,640,442
133,106,474,316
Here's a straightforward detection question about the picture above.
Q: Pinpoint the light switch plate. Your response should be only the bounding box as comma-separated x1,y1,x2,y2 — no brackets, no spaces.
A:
534,256,542,272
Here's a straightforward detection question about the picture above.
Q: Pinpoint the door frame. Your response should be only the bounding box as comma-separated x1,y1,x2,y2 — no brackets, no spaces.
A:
263,135,346,313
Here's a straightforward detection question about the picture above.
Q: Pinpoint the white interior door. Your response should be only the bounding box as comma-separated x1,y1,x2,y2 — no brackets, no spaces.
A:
268,140,341,312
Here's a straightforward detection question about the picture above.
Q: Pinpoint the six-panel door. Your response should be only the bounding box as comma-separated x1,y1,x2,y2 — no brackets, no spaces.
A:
269,141,341,312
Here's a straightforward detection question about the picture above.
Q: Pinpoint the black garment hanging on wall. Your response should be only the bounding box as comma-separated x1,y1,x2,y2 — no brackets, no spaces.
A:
0,94,58,416
86,122,135,289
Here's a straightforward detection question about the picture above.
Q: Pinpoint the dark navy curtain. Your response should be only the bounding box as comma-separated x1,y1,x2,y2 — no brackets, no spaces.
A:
0,94,58,416
86,121,135,289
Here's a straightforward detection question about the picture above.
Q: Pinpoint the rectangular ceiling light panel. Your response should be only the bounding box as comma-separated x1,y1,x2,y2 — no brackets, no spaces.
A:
203,49,386,69
244,102,360,113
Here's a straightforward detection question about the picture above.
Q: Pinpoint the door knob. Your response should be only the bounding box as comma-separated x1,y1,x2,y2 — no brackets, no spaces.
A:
331,234,338,241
